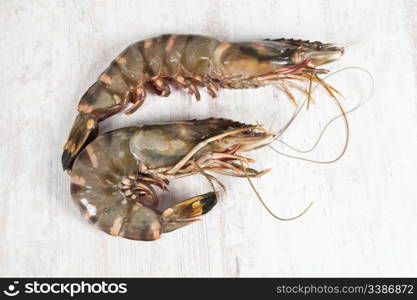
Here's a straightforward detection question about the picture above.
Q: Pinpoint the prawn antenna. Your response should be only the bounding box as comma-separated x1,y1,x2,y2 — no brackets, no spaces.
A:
270,66,374,164
241,161,313,221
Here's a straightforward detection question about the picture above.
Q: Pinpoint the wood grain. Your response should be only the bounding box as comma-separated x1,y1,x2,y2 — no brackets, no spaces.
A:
1,0,417,277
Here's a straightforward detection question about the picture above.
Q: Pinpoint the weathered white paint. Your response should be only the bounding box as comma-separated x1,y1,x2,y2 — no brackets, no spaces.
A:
1,0,416,277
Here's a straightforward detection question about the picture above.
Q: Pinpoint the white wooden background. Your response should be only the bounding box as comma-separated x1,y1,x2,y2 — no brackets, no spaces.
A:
1,0,417,277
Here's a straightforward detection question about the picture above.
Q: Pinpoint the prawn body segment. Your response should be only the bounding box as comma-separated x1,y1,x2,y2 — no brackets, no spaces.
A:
70,118,274,240
63,34,343,170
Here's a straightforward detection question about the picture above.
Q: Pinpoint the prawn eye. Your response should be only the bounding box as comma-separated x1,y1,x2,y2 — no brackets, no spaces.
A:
312,41,323,50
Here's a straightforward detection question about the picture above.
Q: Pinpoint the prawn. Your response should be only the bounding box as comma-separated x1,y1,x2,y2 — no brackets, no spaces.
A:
62,34,343,170
70,118,274,240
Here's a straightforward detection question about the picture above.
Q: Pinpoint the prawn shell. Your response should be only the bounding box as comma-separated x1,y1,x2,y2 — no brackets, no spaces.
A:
129,118,247,169
69,118,266,240
70,127,162,240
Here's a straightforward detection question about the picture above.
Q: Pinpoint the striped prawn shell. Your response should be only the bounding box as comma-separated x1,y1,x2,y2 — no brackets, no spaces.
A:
77,34,221,115
69,119,247,240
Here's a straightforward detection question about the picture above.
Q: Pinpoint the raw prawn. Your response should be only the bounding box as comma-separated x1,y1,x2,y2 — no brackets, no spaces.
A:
70,118,274,240
62,34,343,170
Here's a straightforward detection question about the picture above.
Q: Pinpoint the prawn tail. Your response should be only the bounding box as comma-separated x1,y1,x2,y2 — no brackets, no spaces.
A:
161,192,217,233
62,113,98,171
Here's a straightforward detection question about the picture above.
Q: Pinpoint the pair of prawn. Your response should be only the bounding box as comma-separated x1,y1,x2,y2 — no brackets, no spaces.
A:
63,34,344,240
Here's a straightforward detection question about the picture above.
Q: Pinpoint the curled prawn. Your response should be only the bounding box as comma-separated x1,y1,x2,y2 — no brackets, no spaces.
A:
62,34,344,170
70,118,274,240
